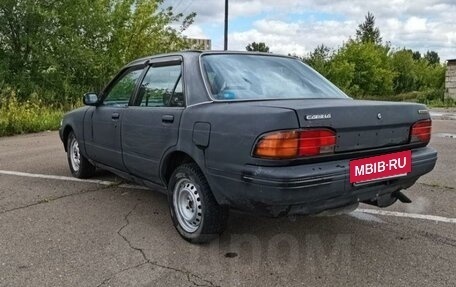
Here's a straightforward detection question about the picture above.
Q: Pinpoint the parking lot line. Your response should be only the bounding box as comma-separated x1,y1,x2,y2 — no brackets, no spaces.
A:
355,209,456,224
1,169,455,224
0,169,149,190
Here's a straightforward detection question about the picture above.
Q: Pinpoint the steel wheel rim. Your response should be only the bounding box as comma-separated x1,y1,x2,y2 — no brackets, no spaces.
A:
173,178,202,233
70,138,81,172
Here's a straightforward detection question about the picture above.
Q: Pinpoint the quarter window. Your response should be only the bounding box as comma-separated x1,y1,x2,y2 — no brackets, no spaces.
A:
104,68,143,106
137,65,184,107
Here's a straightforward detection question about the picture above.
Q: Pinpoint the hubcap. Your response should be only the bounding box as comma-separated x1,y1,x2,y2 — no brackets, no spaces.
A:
173,179,202,233
70,138,81,172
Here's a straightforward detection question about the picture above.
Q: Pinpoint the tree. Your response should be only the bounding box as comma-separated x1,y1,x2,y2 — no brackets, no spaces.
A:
327,57,355,93
355,12,382,45
330,41,394,97
246,42,270,52
414,58,446,90
424,51,440,65
303,44,332,77
0,0,48,93
292,12,446,102
390,49,445,95
391,49,419,93
0,0,196,103
412,51,422,61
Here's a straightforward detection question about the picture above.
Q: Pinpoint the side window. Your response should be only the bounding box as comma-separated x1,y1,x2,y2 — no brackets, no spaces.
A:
137,65,184,107
104,68,143,107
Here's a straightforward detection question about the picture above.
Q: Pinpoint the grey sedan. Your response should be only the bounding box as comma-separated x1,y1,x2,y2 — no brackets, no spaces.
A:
60,51,437,243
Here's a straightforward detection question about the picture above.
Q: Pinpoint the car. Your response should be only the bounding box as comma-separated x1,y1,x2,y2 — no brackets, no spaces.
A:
59,51,437,243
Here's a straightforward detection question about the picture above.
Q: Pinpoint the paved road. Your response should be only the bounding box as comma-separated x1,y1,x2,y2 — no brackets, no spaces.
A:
0,119,455,286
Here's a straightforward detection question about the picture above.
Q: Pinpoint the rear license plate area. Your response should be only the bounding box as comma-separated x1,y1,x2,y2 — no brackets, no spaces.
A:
350,150,412,184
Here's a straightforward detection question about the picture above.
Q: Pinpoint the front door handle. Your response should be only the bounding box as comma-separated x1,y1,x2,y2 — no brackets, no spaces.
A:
112,112,120,120
162,115,174,123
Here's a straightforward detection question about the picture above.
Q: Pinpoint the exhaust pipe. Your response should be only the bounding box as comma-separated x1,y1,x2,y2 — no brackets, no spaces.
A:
393,190,412,203
363,190,412,207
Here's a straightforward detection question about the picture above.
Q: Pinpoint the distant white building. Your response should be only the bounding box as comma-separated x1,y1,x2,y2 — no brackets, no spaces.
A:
446,59,456,100
185,38,212,50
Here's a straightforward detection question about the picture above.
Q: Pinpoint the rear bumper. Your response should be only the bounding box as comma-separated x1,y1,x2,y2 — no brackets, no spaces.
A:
205,147,437,217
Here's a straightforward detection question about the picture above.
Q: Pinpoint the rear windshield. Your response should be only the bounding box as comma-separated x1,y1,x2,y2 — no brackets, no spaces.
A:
201,54,349,101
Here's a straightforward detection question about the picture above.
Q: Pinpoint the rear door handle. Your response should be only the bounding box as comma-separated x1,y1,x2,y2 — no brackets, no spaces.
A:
112,112,120,120
162,115,174,123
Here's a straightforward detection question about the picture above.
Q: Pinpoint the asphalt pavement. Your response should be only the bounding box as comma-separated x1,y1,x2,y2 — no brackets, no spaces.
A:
0,114,455,286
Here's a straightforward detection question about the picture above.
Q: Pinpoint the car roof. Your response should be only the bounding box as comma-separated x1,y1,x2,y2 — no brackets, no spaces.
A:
126,50,297,67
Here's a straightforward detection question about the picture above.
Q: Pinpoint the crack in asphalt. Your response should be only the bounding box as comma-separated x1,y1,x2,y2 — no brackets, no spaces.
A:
152,262,219,287
95,261,150,287
0,184,114,215
97,204,219,287
418,182,455,190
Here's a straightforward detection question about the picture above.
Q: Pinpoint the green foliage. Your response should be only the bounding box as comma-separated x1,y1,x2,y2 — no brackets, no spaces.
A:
331,41,394,97
425,97,455,108
326,58,355,92
424,51,440,65
0,0,195,104
0,88,63,136
303,44,332,78
302,12,447,104
0,0,196,136
356,88,455,109
411,50,422,61
355,12,382,45
391,49,419,93
246,42,270,52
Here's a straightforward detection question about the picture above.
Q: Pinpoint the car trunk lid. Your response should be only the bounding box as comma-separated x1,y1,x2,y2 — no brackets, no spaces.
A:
250,99,430,152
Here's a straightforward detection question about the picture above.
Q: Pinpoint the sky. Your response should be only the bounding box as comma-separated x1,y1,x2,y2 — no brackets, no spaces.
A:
163,0,456,61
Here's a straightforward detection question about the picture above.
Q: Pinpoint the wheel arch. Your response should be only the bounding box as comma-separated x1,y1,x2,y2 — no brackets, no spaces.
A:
161,150,201,186
62,125,74,152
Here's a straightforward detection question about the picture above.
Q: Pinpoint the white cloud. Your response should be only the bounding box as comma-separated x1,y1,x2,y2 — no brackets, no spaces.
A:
404,17,427,33
182,24,207,39
230,19,355,56
254,20,299,37
230,1,266,18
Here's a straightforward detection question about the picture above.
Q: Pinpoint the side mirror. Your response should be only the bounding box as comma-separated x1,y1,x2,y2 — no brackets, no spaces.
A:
83,93,99,106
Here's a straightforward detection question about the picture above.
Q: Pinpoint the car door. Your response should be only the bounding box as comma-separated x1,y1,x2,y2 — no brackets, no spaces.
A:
85,66,144,171
121,58,185,184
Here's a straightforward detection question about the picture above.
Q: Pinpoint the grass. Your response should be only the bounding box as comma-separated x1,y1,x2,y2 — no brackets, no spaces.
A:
0,90,64,137
423,98,456,108
357,90,456,108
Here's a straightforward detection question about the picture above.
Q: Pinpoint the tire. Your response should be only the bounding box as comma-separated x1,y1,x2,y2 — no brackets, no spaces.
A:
67,131,96,179
168,163,229,244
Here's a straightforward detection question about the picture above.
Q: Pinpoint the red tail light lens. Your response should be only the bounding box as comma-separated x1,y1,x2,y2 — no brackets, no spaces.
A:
254,129,336,159
299,129,336,156
410,119,432,144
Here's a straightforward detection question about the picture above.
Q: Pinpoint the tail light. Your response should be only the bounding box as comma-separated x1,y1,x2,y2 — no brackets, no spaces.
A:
410,119,432,144
253,129,336,159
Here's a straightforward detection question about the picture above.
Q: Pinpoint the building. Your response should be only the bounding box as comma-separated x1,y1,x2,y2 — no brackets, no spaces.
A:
445,59,456,100
185,38,212,50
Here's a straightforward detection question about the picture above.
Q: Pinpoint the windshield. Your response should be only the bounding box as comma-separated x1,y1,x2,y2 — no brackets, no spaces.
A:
201,54,349,101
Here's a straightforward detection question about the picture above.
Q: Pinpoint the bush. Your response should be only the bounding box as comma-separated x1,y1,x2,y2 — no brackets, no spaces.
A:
415,88,445,103
359,89,454,107
0,89,64,137
420,97,455,108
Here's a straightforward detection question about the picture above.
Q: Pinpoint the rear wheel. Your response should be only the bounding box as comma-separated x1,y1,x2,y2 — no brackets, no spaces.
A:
168,163,229,243
67,132,95,178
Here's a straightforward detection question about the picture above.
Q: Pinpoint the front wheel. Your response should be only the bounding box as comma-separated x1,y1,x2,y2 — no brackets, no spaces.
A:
168,163,229,243
67,131,96,179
